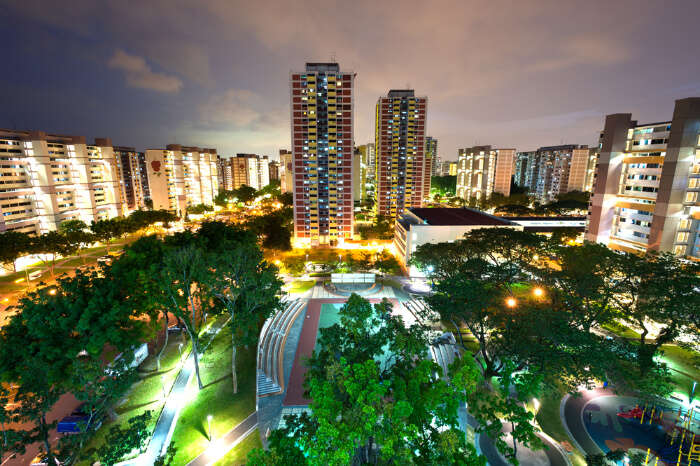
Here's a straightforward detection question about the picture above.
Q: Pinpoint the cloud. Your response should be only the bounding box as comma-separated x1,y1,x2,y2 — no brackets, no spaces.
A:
199,88,286,130
108,49,183,93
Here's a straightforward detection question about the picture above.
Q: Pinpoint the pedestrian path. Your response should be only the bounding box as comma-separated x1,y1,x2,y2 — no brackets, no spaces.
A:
118,316,230,466
186,411,258,466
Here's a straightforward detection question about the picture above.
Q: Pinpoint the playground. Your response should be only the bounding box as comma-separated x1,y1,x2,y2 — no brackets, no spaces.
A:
579,394,699,466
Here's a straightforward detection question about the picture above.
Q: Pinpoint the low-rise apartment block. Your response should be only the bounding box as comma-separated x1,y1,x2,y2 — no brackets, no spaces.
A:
0,129,122,234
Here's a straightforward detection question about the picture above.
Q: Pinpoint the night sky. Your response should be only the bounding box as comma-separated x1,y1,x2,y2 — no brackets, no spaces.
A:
4,0,700,161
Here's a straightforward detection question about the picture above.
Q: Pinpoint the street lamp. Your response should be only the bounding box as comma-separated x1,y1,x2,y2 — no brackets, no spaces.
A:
207,415,213,441
532,287,544,298
506,297,517,308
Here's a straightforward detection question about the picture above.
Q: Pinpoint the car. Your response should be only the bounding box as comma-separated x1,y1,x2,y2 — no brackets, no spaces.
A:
97,255,113,265
57,404,102,434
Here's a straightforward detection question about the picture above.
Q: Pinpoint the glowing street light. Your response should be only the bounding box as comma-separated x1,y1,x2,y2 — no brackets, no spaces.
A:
532,287,544,298
506,297,517,308
48,289,57,296
532,254,539,262
207,414,213,441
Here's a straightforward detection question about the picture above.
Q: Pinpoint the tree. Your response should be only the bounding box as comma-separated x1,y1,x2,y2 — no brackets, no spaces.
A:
157,243,212,389
90,218,123,253
235,184,257,204
431,175,457,196
541,241,621,333
245,208,293,250
187,204,214,215
469,362,544,461
59,219,95,263
95,411,152,465
0,231,32,273
614,252,700,376
204,222,283,393
415,229,547,379
33,230,77,277
154,443,178,466
252,295,485,465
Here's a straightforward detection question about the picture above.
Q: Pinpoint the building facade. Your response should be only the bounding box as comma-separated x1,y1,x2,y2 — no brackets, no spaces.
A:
358,143,376,183
113,146,148,213
144,145,219,216
586,97,700,260
290,63,354,246
269,161,280,182
0,129,122,234
514,151,536,188
456,146,515,202
426,136,438,178
228,154,270,190
532,145,591,201
279,149,293,193
375,89,428,220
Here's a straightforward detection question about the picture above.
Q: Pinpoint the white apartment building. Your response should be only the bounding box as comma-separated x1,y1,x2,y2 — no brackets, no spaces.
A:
144,145,219,216
456,146,515,202
0,129,121,234
587,97,700,259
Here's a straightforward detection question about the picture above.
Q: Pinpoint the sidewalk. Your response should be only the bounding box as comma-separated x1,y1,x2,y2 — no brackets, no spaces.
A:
186,412,258,466
119,317,230,466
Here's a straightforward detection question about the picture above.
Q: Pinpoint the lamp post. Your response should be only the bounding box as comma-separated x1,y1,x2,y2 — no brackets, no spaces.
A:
207,415,213,441
506,297,517,308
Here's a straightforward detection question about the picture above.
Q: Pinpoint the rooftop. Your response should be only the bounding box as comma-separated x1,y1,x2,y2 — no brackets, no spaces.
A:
388,89,415,98
408,208,513,226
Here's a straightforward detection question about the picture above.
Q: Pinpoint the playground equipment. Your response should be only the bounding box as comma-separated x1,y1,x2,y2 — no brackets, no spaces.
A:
617,403,699,465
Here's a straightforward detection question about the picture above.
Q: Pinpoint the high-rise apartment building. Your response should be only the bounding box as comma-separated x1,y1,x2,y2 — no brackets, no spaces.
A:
144,145,219,216
353,147,363,201
0,130,122,234
279,149,293,193
357,143,376,183
587,97,700,259
533,145,591,201
113,146,148,213
426,136,438,177
438,160,457,176
269,161,280,182
375,89,428,220
228,154,270,190
290,63,354,246
456,146,515,202
514,151,536,188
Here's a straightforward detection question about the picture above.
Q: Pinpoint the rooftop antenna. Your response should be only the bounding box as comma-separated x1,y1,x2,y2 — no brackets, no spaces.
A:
331,52,336,63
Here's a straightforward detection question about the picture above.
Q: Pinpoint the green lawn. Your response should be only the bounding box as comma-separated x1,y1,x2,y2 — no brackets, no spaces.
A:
78,331,190,464
168,324,256,465
287,279,315,294
211,429,262,466
658,344,699,399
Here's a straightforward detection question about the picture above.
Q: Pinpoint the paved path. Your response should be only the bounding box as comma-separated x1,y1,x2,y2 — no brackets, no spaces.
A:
187,412,258,466
120,317,230,466
560,388,610,456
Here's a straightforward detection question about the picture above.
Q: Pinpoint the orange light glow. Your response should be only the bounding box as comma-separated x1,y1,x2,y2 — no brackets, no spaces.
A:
48,289,57,296
533,287,544,297
14,278,24,283
506,297,517,308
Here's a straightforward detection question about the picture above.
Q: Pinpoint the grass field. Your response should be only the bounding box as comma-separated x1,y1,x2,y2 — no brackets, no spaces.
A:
211,429,262,466
168,324,256,465
78,330,189,464
535,390,587,466
286,279,315,294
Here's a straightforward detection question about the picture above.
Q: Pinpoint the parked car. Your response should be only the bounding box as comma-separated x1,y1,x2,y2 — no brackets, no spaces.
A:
57,404,102,434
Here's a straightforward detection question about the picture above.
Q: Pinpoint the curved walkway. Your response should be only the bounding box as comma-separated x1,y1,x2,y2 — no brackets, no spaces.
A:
187,412,258,466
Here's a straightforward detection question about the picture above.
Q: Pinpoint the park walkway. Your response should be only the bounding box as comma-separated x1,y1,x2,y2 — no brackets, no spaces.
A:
186,411,258,466
118,316,230,466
